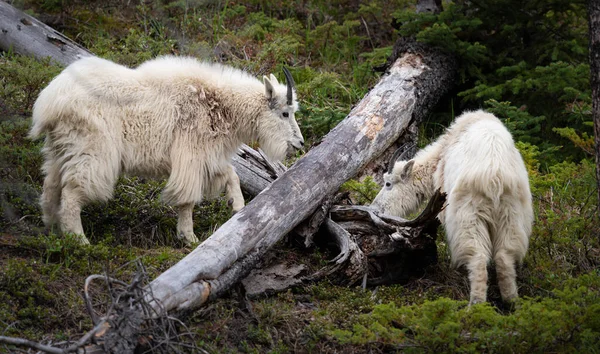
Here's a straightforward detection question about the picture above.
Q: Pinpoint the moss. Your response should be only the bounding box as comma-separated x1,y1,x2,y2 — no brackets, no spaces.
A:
328,272,600,352
0,54,62,115
0,259,84,335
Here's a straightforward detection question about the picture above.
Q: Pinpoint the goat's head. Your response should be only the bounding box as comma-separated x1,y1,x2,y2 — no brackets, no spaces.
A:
258,67,304,162
371,144,425,217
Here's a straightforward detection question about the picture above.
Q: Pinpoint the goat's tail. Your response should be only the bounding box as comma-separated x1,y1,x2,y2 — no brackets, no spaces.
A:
29,71,71,139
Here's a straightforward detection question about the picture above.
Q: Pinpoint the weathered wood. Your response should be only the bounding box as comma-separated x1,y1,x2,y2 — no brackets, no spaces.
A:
0,1,92,66
147,41,456,312
326,190,445,285
331,188,446,230
232,144,283,197
293,192,348,248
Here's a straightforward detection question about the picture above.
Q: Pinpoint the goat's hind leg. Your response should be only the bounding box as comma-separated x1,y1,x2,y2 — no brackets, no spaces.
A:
494,249,519,302
58,180,89,245
466,251,490,305
493,201,530,302
40,158,62,229
446,203,492,305
58,144,119,245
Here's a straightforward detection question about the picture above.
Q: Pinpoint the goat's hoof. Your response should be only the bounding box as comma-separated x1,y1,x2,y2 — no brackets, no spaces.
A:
178,232,199,246
468,298,485,307
228,198,244,213
501,294,518,306
64,232,90,246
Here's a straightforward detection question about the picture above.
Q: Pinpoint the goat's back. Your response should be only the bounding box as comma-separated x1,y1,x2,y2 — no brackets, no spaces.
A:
439,110,530,206
30,57,142,138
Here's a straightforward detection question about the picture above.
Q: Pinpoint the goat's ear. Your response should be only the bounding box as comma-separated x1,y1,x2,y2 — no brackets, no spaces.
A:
263,76,275,101
400,160,415,180
269,73,279,84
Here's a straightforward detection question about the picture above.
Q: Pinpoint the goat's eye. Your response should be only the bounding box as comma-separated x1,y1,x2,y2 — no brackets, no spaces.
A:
385,182,391,188
282,112,289,118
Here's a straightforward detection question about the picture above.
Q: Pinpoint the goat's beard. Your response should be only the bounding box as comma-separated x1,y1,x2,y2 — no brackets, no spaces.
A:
371,190,422,218
258,138,288,163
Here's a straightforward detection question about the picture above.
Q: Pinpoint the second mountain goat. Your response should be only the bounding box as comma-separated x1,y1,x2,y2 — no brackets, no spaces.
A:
372,110,533,304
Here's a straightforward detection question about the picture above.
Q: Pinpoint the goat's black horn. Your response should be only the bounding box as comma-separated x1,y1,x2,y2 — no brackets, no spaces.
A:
387,143,416,173
282,67,295,106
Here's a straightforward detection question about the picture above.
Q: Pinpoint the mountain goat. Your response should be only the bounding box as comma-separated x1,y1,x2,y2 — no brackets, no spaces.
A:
30,55,304,245
371,110,533,304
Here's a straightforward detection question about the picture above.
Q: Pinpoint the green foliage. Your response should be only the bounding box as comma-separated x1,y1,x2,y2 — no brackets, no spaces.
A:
0,260,58,330
88,27,178,67
0,117,43,183
341,176,380,205
526,158,599,292
393,1,591,163
0,118,43,230
0,54,61,114
296,69,356,139
330,272,600,352
553,126,596,156
0,235,185,340
484,99,546,145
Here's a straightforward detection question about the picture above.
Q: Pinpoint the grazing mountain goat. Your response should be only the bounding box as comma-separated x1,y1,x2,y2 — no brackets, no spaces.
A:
30,56,304,245
371,110,533,304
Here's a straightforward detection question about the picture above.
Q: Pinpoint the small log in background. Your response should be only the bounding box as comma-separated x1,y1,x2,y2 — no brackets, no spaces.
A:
0,1,456,352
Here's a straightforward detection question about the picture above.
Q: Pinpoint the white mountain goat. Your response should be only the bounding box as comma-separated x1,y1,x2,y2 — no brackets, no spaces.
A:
30,56,304,245
371,110,533,304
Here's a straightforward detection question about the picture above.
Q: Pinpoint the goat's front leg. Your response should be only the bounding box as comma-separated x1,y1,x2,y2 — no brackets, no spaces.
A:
225,164,245,213
177,202,199,245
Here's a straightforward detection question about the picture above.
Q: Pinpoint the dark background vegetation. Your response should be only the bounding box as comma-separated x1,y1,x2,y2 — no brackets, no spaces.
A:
0,0,599,352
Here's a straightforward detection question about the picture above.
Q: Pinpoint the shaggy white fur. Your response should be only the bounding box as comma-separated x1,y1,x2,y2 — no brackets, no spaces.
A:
372,110,533,304
30,55,304,245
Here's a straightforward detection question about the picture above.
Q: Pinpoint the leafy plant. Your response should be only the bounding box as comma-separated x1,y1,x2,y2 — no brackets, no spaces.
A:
341,176,380,205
